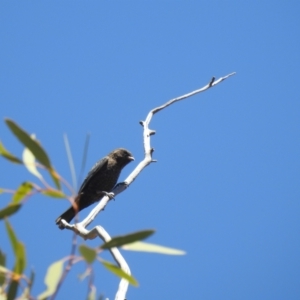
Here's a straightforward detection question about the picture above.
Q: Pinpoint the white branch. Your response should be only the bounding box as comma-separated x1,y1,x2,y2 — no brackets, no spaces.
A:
63,72,236,299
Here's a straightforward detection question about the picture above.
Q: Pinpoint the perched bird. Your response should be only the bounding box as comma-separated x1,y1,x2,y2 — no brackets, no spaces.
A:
55,148,134,229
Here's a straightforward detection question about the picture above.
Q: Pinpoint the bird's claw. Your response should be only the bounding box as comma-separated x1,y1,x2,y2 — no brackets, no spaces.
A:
102,191,115,200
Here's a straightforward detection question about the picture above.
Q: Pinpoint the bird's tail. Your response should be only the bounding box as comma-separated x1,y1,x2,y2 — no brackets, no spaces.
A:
55,206,76,230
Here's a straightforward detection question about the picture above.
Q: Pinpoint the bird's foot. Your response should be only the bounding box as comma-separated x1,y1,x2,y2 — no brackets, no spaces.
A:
58,219,70,230
101,191,115,200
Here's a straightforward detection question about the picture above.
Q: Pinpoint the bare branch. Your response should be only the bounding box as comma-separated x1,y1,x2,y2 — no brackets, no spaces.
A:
64,72,236,231
61,72,235,299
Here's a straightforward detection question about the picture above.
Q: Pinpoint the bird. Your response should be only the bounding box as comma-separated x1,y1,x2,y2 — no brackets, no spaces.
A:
55,148,134,229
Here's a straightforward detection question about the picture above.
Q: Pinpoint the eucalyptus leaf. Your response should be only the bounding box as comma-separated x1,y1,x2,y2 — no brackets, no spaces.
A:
41,189,66,198
100,229,155,249
79,245,97,264
0,204,21,220
0,140,22,164
5,119,51,168
122,241,186,255
23,147,43,180
7,280,18,300
100,260,138,287
12,182,33,204
5,119,61,189
4,220,26,274
37,259,64,300
0,250,6,286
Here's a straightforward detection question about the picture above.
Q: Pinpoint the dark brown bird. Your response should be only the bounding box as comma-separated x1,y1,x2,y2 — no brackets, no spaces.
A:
55,148,134,229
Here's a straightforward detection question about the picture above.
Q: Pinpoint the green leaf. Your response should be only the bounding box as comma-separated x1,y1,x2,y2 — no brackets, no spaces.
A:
5,220,26,274
122,241,186,255
23,146,43,180
0,140,22,164
5,219,18,253
49,169,61,190
7,280,18,300
0,249,6,286
5,119,51,168
100,229,155,250
5,119,61,190
15,241,26,276
37,259,64,300
0,188,4,194
41,189,66,198
100,260,138,287
5,221,25,300
0,204,21,220
79,245,97,264
0,250,6,267
12,182,33,204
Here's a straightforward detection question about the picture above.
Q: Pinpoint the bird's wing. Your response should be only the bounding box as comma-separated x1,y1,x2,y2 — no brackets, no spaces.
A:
78,156,109,193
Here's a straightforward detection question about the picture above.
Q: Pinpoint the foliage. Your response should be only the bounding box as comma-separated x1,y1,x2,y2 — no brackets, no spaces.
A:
0,119,184,299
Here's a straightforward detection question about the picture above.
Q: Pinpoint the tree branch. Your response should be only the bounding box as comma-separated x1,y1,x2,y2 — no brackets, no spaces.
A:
62,72,236,299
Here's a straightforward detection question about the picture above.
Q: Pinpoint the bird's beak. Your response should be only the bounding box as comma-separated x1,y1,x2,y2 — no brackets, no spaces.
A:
128,156,135,161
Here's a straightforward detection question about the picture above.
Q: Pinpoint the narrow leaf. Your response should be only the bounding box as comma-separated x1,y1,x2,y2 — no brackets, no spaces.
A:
0,141,22,164
41,189,66,199
79,245,97,264
0,250,6,267
100,229,155,250
0,204,21,220
0,249,6,286
49,169,61,190
12,182,33,204
122,241,186,255
7,280,18,300
5,119,51,168
100,260,138,286
5,119,61,189
37,259,64,300
5,220,26,274
49,168,61,189
23,147,43,180
5,220,18,252
15,242,26,275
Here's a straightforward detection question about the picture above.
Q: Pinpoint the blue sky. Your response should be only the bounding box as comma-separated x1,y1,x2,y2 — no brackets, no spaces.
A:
0,1,299,299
